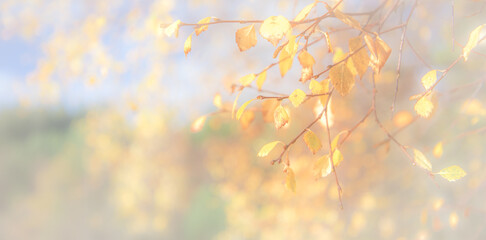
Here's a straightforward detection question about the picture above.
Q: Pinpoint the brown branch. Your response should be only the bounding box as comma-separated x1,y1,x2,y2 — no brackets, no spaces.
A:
256,92,330,101
338,107,374,147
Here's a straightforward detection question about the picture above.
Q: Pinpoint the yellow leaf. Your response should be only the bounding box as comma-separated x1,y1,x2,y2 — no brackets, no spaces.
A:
294,2,316,22
184,34,192,57
262,99,279,122
285,168,296,192
195,17,211,36
332,47,346,63
258,140,284,157
364,34,391,73
437,165,467,181
433,142,443,158
321,149,344,177
393,110,414,128
289,89,306,107
421,70,438,90
240,110,255,129
309,79,323,93
236,98,255,120
300,67,313,83
231,91,243,119
310,79,330,105
324,31,333,53
191,115,206,132
164,20,181,37
349,36,370,79
414,96,434,118
303,130,322,154
235,24,257,51
298,50,316,68
259,16,292,46
274,105,290,129
463,24,485,61
331,130,347,151
413,148,432,171
330,54,355,96
278,35,297,77
239,73,256,87
256,71,267,90
213,93,222,109
330,8,362,31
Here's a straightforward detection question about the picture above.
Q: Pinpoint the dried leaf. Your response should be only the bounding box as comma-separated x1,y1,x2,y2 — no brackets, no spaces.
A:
236,98,255,120
240,110,255,129
274,105,290,129
364,34,391,73
289,89,306,107
239,73,256,87
235,24,257,51
437,165,467,181
298,50,315,68
349,36,370,79
260,16,292,46
258,140,284,157
285,168,296,192
256,71,267,90
294,2,316,22
330,54,355,96
195,17,211,36
164,20,181,37
303,130,322,154
415,96,434,118
278,35,297,77
433,142,443,158
191,115,206,132
184,34,192,57
463,24,485,61
413,148,432,171
421,70,438,90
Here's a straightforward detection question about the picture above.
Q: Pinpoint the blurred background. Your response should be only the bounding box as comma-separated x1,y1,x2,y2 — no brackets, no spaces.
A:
0,0,486,239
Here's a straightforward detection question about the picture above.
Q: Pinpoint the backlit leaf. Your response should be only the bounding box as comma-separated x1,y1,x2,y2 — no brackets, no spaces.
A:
298,50,315,68
437,165,467,181
256,71,267,90
259,15,292,46
300,67,313,83
274,105,290,129
310,79,330,105
294,2,316,22
330,53,355,96
349,36,370,79
421,70,437,90
258,140,284,157
239,73,256,87
285,168,296,192
463,24,485,61
235,24,257,51
184,34,192,57
303,130,322,154
433,142,443,158
413,148,432,171
278,35,297,77
191,115,206,132
364,34,391,73
236,98,255,120
164,20,181,37
195,17,211,36
414,96,434,118
320,149,344,177
289,89,306,107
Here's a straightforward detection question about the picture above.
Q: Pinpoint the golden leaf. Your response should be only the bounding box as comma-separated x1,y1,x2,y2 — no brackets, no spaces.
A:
349,36,370,79
331,8,362,31
310,79,330,105
262,99,279,122
303,130,322,154
463,24,485,61
298,50,315,68
256,71,267,90
421,70,437,90
413,148,432,171
257,140,284,157
184,34,192,57
274,105,290,129
191,115,206,132
320,149,344,177
437,165,467,181
213,93,223,109
235,24,257,51
236,98,255,120
231,91,243,119
259,16,292,46
414,96,434,118
433,142,443,158
330,54,355,96
364,34,391,73
278,35,297,77
164,19,181,37
239,73,256,87
324,32,333,53
285,168,296,192
393,111,413,128
309,79,324,94
289,89,306,107
195,17,211,36
300,67,313,83
240,110,255,129
294,2,316,22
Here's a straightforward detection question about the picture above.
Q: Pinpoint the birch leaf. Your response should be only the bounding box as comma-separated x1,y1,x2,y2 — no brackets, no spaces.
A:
303,130,322,154
184,34,192,57
195,17,211,36
364,34,391,73
463,24,485,61
256,71,267,90
421,70,438,90
274,105,290,129
294,2,316,22
236,98,255,120
413,148,432,171
289,89,306,107
260,16,292,46
235,24,257,51
437,165,467,181
349,36,370,79
258,141,284,157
